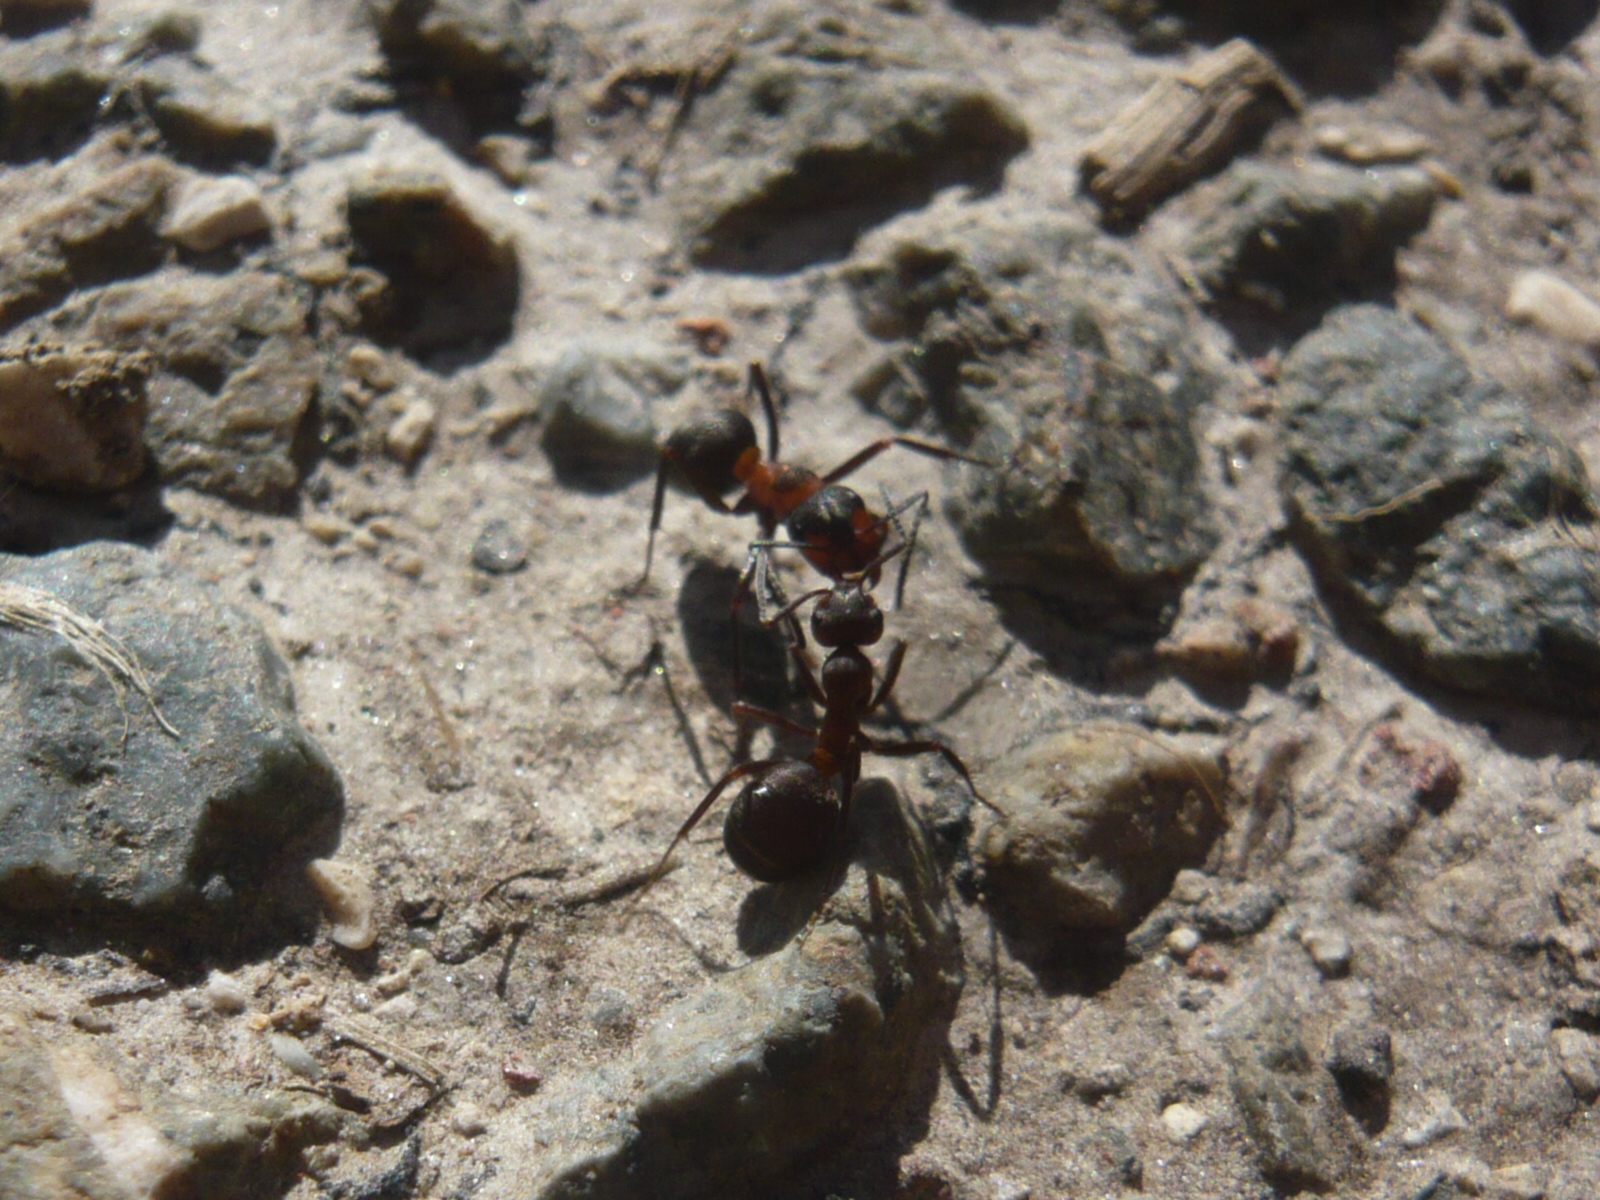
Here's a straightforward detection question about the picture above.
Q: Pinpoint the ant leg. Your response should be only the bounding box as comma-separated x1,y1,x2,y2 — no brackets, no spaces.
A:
861,732,1004,816
882,491,929,612
748,362,782,463
730,700,818,740
627,757,788,922
730,539,804,703
819,436,994,485
632,456,674,592
868,639,908,713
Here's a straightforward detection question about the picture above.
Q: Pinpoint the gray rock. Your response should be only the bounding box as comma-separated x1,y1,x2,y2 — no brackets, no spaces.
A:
1280,304,1600,711
345,172,520,370
0,30,109,161
132,57,277,167
41,268,320,510
847,211,1217,628
1193,879,1281,940
1225,986,1359,1191
975,725,1226,956
470,517,528,574
0,158,177,335
1179,162,1438,309
671,14,1027,272
0,542,344,955
529,780,961,1200
539,340,683,492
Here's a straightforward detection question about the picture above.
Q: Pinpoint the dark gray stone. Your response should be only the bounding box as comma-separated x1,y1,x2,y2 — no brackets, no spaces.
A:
975,726,1226,958
1194,880,1281,939
470,518,528,574
671,12,1027,273
1279,304,1600,711
0,542,344,956
848,211,1218,629
539,340,682,492
528,780,961,1200
1179,162,1438,309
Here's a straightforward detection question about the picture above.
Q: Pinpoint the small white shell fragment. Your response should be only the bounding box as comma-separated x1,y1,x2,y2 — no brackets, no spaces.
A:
306,858,378,950
205,969,249,1014
1505,270,1600,347
385,395,438,466
267,1033,323,1080
1161,1101,1209,1141
1313,123,1430,164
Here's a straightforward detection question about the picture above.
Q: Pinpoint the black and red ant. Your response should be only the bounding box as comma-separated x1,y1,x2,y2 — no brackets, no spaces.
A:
635,361,987,606
638,547,1000,890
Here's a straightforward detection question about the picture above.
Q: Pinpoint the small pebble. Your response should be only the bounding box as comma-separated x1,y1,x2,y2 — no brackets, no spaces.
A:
385,396,438,467
1584,798,1600,834
502,1052,542,1093
1313,123,1431,164
346,344,397,393
1160,1101,1208,1141
986,1174,1031,1200
1550,1027,1600,1102
1165,926,1202,958
1505,270,1600,347
1300,926,1352,978
205,969,249,1014
267,1033,322,1080
306,858,378,951
1490,1163,1548,1200
450,1102,489,1137
1183,943,1228,982
162,174,271,252
471,518,528,574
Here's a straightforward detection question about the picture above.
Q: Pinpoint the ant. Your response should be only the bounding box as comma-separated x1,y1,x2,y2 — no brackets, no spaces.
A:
634,361,988,608
637,546,1000,891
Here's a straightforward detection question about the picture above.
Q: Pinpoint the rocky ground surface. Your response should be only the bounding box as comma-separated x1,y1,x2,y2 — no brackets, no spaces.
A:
4,0,1600,1197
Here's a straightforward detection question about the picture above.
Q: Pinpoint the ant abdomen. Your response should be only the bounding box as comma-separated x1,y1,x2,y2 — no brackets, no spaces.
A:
723,761,841,882
665,411,760,497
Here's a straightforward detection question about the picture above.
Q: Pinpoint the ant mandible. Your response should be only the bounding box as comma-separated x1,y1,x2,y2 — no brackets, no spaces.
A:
639,546,1000,888
635,361,987,605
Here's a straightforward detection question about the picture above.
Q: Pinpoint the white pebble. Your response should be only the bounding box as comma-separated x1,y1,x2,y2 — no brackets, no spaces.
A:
204,969,249,1014
385,396,437,466
306,858,378,950
1161,1101,1208,1141
267,1033,322,1080
1505,270,1600,346
162,175,271,252
1300,926,1352,977
450,1103,489,1137
1165,926,1202,958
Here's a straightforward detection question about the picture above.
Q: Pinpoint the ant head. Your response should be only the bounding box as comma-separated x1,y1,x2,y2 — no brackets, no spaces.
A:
786,484,864,550
812,584,883,648
664,411,759,496
723,761,839,882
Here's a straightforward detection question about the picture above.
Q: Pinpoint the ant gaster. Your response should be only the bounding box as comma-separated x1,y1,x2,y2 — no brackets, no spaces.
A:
639,550,1000,888
636,362,987,601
